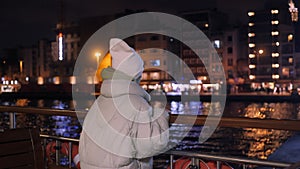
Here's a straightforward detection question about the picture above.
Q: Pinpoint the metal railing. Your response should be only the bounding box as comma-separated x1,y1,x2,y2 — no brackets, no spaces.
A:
1,106,300,131
167,150,291,169
0,105,298,168
40,134,79,168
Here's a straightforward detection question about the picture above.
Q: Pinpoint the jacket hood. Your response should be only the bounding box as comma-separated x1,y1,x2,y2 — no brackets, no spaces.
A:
110,38,144,80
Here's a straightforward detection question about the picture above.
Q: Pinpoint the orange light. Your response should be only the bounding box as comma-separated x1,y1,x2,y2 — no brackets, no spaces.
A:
95,52,112,82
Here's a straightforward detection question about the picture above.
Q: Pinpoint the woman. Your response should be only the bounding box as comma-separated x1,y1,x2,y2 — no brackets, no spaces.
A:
79,38,169,169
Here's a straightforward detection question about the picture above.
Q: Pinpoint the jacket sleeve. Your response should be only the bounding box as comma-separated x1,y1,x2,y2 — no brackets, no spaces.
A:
131,105,169,159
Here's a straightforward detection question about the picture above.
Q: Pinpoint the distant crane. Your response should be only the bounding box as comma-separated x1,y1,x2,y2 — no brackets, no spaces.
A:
289,0,298,22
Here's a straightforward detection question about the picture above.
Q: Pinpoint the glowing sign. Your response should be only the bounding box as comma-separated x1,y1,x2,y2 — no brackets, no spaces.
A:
289,0,298,22
58,33,64,61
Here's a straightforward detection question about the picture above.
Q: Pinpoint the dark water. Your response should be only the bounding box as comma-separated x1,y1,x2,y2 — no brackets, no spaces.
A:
168,101,298,159
0,98,299,166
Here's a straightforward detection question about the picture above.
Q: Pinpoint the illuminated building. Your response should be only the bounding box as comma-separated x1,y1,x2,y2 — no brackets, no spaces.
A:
180,10,243,85
17,40,52,84
247,8,296,85
134,34,180,91
50,22,80,84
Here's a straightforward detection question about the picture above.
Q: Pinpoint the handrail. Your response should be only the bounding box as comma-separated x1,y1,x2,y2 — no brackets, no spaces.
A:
40,134,79,142
0,105,85,117
1,106,300,131
166,150,291,168
39,134,79,168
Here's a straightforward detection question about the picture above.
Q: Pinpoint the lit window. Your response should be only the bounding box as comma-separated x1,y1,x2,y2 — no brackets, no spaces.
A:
248,22,255,26
249,54,255,58
272,74,279,79
272,53,280,57
272,64,280,68
249,64,256,69
289,57,293,63
249,43,255,48
248,12,255,16
37,77,44,85
200,76,207,81
271,20,279,25
150,60,160,66
276,42,280,46
271,9,279,14
248,33,255,37
249,75,255,80
271,31,279,36
282,68,289,76
70,76,76,84
150,72,160,80
288,34,293,42
53,76,61,85
213,40,221,48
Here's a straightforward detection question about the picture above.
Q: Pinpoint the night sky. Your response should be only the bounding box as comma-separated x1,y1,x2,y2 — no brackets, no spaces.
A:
0,0,289,49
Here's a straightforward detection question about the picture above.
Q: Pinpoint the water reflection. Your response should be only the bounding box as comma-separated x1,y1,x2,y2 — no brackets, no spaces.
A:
243,103,297,120
170,101,203,114
169,101,297,159
170,101,223,116
0,99,82,138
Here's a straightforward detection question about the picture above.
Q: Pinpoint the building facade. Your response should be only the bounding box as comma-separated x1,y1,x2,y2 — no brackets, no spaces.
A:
247,8,296,89
134,34,180,92
50,23,80,84
179,10,246,92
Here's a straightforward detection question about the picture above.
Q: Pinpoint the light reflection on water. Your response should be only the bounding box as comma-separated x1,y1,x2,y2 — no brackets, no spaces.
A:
0,99,299,160
168,101,298,160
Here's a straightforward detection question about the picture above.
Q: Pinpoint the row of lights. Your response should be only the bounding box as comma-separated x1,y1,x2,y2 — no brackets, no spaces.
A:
248,9,281,80
247,9,279,17
2,80,19,85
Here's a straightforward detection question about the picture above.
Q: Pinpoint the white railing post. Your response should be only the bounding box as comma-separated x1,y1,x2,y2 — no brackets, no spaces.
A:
68,142,72,168
55,140,60,166
216,160,221,169
170,154,174,169
9,112,16,129
191,157,198,169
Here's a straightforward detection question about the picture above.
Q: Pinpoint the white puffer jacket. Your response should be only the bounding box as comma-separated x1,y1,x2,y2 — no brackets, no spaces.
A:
79,78,169,169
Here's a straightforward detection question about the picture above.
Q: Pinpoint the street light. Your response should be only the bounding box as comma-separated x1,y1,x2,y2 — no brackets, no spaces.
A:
95,52,101,65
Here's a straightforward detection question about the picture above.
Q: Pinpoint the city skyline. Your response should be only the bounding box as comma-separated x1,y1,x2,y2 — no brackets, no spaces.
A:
0,0,281,49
